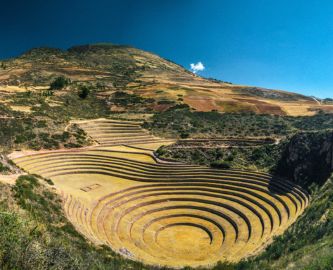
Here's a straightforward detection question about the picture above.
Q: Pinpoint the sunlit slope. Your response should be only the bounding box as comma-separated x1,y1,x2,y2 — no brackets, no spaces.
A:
1,44,332,116
73,119,174,148
13,144,309,268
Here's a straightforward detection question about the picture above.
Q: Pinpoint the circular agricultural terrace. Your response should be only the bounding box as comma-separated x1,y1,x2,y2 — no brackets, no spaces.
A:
12,120,309,268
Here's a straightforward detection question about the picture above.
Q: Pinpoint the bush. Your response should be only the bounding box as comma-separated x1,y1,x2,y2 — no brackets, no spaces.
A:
0,163,10,173
50,76,70,90
4,174,152,269
180,132,190,139
210,160,231,169
78,86,90,99
157,100,175,105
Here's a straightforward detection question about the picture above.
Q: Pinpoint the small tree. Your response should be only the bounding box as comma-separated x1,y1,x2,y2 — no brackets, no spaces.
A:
210,160,231,169
180,131,190,139
50,76,69,90
78,86,90,99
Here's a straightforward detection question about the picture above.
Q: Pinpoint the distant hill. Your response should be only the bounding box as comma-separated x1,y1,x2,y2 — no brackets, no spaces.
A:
0,43,332,116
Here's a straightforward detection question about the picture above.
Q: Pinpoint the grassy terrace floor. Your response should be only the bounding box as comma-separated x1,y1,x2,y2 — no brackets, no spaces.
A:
73,119,175,147
10,120,309,268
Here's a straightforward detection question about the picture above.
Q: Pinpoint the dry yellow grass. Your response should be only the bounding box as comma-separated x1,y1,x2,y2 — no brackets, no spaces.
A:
72,119,175,148
9,105,32,113
128,76,333,116
0,85,30,92
10,119,309,268
12,146,309,267
1,45,332,117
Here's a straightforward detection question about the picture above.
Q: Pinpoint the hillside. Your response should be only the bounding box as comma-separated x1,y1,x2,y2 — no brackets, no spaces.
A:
0,43,332,269
0,131,331,270
1,43,333,116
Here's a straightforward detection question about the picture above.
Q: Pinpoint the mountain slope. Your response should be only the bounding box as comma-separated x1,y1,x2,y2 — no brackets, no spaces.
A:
1,43,332,116
0,43,332,269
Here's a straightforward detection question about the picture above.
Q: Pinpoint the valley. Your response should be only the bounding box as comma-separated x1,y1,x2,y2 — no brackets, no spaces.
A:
11,119,309,268
0,44,331,269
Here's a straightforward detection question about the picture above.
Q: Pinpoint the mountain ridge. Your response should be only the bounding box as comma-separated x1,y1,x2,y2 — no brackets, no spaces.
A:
1,43,333,116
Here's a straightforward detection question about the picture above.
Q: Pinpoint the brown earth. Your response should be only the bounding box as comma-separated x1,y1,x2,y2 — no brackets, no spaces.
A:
0,43,331,116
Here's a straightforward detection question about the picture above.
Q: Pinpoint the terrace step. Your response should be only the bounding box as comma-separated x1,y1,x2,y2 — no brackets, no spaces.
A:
11,119,310,268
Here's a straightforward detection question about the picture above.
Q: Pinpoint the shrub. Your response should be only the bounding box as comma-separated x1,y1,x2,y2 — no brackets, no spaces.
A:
180,132,190,139
157,100,175,105
210,160,231,169
0,163,10,173
78,86,90,99
50,76,70,90
44,178,54,185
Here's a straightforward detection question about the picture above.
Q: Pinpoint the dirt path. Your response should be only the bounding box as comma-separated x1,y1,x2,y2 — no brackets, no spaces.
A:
0,173,23,185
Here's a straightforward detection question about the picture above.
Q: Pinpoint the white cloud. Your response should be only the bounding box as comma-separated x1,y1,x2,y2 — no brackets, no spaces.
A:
190,61,205,73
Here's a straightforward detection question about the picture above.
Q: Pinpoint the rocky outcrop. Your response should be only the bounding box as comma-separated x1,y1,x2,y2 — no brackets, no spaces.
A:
275,131,333,188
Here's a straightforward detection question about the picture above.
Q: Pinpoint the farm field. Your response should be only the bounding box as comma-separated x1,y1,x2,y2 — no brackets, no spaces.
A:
2,44,333,117
73,119,175,148
10,119,309,268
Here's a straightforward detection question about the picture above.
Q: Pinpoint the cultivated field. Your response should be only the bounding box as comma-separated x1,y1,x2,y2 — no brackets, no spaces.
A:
73,119,175,148
11,120,309,268
2,44,333,117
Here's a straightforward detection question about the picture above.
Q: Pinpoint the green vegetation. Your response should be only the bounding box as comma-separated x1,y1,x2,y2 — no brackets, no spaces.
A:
146,105,333,138
111,91,154,107
0,62,6,70
155,132,333,270
157,128,333,187
210,160,232,169
234,87,311,101
230,176,333,270
323,98,333,104
154,128,333,269
157,143,284,172
157,99,176,105
0,116,90,151
2,92,333,269
0,98,91,151
174,176,333,270
0,153,327,268
0,175,153,270
67,44,141,89
49,76,70,90
108,91,178,113
206,77,233,84
0,163,10,173
78,85,90,99
1,43,333,269
275,131,333,188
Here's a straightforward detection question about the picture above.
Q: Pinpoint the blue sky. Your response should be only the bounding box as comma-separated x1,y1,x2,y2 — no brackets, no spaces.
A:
1,0,332,98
